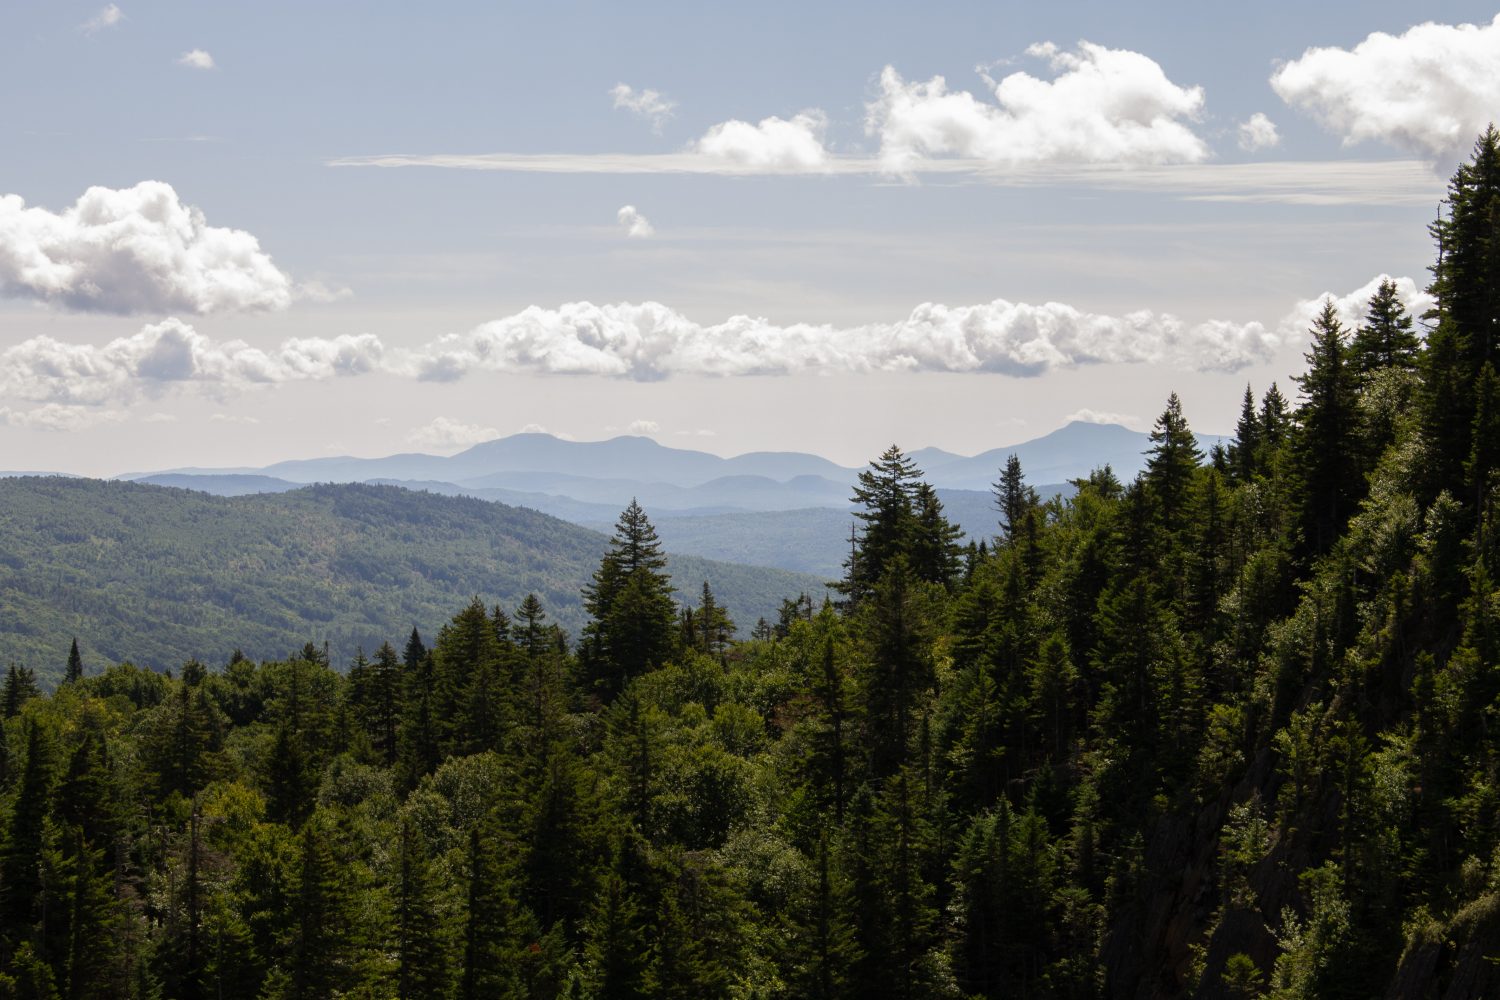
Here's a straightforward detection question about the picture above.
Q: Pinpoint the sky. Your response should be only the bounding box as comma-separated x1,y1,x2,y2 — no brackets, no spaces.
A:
3,1,1499,475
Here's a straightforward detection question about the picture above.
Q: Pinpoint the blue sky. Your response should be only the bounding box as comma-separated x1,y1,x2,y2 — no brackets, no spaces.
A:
3,2,1498,473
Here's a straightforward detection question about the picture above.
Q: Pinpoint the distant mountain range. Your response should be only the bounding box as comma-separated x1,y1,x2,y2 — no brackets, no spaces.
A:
119,420,1222,578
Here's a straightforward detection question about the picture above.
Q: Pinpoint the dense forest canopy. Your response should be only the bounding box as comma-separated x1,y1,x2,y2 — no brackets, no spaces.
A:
5,130,1500,999
0,479,827,683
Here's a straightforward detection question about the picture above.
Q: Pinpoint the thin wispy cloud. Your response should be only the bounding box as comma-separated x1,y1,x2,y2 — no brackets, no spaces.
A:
610,83,677,132
1065,408,1140,428
617,205,654,238
81,4,124,32
0,181,291,314
406,416,500,451
326,153,1438,206
0,404,123,433
177,49,215,70
1272,15,1500,160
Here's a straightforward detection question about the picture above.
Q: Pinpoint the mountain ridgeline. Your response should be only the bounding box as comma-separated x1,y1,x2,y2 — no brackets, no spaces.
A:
5,131,1500,999
0,478,828,681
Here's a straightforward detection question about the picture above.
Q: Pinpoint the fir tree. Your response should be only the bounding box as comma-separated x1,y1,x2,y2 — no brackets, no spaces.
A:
395,818,448,1000
1230,384,1260,482
1145,392,1203,535
993,453,1039,543
908,483,964,587
63,639,83,685
843,446,923,602
1294,300,1363,557
0,721,53,962
1351,278,1420,377
581,501,677,698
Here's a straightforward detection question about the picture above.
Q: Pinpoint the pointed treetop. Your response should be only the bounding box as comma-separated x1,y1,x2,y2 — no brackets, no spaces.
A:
64,638,84,685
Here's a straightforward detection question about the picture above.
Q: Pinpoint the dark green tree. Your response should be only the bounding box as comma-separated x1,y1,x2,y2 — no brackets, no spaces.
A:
1294,300,1364,556
1350,278,1420,377
581,501,677,698
63,640,83,685
1144,392,1203,535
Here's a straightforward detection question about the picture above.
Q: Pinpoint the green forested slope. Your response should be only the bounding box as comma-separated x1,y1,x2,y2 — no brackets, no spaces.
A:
8,131,1500,1000
0,478,825,682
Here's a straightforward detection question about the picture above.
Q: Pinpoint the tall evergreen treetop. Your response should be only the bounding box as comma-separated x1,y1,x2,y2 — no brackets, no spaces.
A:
1145,392,1203,533
1294,299,1363,557
994,454,1040,543
1351,278,1421,376
64,639,83,685
844,445,923,601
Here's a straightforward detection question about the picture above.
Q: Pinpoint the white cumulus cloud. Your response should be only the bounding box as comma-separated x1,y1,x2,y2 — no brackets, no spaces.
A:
1237,113,1281,152
1280,273,1434,338
1272,16,1500,159
610,83,677,132
81,4,124,32
695,112,832,172
616,205,654,238
0,181,291,314
0,318,383,406
0,278,1434,431
399,298,1277,382
868,42,1209,174
407,417,500,452
177,49,215,70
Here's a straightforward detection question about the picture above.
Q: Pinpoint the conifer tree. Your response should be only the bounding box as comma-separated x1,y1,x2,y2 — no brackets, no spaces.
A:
1144,392,1203,535
581,501,677,698
515,593,549,660
461,821,526,1000
1230,385,1260,481
64,639,83,685
843,446,923,602
1294,300,1363,556
287,819,359,999
402,628,426,671
395,818,448,1000
1350,278,1420,377
0,721,53,962
993,453,1039,543
396,648,441,791
3,664,40,718
908,483,964,587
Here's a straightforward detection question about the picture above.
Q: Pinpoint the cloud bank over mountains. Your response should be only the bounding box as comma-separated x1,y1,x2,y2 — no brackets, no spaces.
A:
0,277,1429,426
0,182,291,315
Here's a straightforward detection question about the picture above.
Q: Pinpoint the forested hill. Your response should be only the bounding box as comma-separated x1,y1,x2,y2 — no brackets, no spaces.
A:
0,477,827,683
8,131,1500,1000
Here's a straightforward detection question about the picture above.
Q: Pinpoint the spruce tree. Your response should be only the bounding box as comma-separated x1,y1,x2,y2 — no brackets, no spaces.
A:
581,501,677,698
0,721,53,962
63,639,83,685
1230,385,1260,482
908,483,964,587
993,453,1039,543
1144,392,1203,535
1351,278,1420,376
395,818,448,1000
461,821,525,1000
1294,300,1364,557
843,446,923,602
